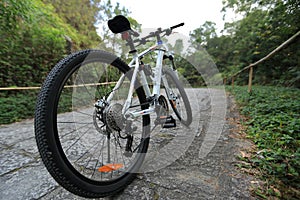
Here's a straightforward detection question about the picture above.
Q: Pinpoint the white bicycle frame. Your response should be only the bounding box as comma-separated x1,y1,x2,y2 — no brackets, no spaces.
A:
106,41,174,119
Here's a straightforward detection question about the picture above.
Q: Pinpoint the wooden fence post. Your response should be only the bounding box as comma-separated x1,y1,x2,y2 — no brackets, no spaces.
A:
248,66,253,93
64,35,73,54
223,78,227,85
227,30,300,92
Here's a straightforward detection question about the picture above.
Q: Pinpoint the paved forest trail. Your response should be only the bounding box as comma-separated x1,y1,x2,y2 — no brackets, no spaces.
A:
0,88,254,199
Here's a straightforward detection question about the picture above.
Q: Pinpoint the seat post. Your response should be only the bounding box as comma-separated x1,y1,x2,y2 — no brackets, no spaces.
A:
121,31,137,54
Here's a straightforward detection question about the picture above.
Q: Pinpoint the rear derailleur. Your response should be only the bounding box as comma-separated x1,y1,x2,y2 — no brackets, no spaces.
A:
93,98,136,157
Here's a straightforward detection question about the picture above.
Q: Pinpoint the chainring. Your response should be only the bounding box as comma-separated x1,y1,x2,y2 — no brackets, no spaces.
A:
158,95,169,117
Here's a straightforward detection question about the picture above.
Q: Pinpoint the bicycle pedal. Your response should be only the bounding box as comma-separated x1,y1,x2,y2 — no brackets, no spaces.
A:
162,115,176,128
123,151,133,157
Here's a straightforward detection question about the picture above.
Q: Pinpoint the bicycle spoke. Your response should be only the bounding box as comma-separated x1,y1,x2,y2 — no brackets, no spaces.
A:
65,126,92,152
74,137,104,164
91,138,105,178
58,122,92,139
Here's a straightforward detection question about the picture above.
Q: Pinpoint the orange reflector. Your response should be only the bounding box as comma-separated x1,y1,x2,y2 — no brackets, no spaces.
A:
98,163,124,172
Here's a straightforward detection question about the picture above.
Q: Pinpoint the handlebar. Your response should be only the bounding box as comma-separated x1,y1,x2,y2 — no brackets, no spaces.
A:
131,22,184,46
170,23,184,30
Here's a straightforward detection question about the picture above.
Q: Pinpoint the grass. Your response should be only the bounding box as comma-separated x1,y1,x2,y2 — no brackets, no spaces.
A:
228,85,300,199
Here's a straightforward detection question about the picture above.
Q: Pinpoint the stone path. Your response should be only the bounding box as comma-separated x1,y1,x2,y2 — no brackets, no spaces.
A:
0,88,254,199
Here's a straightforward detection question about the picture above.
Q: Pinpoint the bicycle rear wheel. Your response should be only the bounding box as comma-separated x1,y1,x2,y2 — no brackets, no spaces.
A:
35,50,150,198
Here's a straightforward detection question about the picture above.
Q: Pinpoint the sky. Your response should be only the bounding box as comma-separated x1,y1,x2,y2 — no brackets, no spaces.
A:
109,0,236,36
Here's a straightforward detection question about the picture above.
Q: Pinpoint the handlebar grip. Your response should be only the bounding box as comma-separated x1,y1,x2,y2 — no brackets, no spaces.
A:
170,23,184,30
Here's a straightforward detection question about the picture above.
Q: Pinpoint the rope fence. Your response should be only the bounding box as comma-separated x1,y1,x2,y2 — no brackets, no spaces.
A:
225,30,300,93
0,82,119,91
1,31,299,92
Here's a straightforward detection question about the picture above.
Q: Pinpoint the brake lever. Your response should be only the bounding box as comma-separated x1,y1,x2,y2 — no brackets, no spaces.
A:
165,29,172,36
129,30,140,37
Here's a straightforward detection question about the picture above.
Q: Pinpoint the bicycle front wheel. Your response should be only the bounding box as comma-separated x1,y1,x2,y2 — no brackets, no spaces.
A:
162,68,192,126
35,50,150,198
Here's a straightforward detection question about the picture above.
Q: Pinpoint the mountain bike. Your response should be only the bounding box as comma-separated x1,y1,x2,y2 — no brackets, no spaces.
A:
35,15,192,198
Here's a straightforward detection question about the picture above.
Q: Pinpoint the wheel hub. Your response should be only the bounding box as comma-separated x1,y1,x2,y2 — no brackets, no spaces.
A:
93,101,124,133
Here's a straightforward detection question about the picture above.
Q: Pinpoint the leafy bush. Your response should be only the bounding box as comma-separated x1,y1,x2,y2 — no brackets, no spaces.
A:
0,0,84,88
229,86,300,198
0,91,38,124
0,0,103,124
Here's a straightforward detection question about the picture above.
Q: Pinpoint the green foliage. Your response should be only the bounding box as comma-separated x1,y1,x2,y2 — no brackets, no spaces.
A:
0,91,38,124
175,56,206,87
229,86,300,199
190,21,217,48
0,0,33,30
190,0,300,88
0,0,99,88
0,0,132,124
42,0,102,47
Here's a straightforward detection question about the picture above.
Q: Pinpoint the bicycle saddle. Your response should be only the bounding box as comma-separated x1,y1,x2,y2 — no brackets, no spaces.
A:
108,15,131,34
